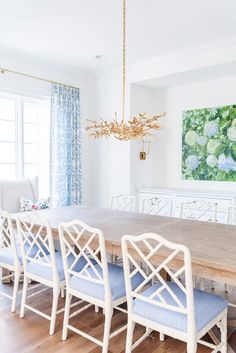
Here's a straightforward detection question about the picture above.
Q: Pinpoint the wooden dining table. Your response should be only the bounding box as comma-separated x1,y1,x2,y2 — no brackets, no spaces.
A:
19,205,236,286
12,205,236,352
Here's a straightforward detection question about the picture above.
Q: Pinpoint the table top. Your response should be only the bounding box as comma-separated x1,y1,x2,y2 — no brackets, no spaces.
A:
13,205,236,284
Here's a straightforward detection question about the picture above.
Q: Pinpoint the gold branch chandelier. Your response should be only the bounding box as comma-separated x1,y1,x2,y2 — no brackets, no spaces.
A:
86,0,165,141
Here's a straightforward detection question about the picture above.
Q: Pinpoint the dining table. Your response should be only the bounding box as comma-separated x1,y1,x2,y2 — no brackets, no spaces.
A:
12,205,236,352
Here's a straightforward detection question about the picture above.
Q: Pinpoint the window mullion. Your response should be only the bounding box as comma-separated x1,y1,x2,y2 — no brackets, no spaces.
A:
16,98,24,178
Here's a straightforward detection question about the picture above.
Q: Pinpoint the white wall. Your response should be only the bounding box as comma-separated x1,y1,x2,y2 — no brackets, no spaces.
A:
89,73,131,208
130,85,167,193
130,75,236,193
90,40,236,207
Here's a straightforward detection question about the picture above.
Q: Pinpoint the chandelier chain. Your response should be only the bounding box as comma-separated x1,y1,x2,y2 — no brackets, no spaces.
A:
122,0,126,123
86,0,165,141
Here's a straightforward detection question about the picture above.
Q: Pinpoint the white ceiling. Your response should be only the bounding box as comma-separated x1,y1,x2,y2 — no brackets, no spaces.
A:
0,0,236,74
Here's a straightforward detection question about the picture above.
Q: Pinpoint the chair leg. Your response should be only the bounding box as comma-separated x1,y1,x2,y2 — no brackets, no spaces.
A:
220,316,227,353
186,340,197,353
60,286,65,298
62,292,72,341
160,332,165,341
125,318,135,353
49,287,60,335
224,283,228,293
102,308,113,353
199,278,205,291
11,270,21,313
20,276,29,318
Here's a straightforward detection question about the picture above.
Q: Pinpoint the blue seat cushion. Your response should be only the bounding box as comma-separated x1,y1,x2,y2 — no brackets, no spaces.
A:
69,263,143,301
0,243,43,267
26,252,87,281
132,282,228,333
0,246,20,266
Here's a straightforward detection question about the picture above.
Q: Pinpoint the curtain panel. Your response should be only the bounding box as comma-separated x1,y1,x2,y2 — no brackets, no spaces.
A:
50,83,81,206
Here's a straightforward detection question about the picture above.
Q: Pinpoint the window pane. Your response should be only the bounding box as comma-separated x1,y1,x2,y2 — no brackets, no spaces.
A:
24,123,50,144
24,143,37,163
38,145,49,164
24,163,38,177
24,143,50,165
23,102,38,123
38,125,50,144
24,163,50,197
38,105,50,125
23,100,50,198
0,120,15,141
0,142,15,163
0,96,16,178
0,97,15,121
24,144,50,165
23,102,50,125
0,164,16,179
24,123,38,143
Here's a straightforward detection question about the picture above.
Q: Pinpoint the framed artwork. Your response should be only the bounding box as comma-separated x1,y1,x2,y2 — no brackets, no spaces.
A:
182,104,236,181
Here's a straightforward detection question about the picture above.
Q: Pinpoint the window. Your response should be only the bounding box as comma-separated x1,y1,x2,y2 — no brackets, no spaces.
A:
0,93,50,197
0,97,16,179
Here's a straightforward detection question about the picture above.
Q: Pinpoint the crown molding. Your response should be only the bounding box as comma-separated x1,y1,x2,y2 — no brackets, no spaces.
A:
1,35,236,83
93,35,236,80
0,44,96,84
130,35,236,68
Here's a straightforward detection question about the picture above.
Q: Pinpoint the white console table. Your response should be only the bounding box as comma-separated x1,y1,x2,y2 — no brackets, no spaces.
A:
137,187,236,223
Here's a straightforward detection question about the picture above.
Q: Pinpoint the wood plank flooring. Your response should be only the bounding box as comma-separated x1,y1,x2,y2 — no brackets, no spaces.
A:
0,280,236,353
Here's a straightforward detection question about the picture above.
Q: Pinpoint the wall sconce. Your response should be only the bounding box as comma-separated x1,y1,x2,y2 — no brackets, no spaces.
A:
139,139,151,160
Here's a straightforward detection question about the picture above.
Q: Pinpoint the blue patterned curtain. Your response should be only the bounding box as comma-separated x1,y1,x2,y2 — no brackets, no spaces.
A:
50,83,81,207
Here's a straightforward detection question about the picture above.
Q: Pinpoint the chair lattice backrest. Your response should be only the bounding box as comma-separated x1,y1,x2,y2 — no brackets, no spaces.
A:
111,194,135,212
122,233,195,334
226,206,236,225
0,210,19,266
142,197,173,217
59,220,111,301
180,200,217,222
16,213,58,280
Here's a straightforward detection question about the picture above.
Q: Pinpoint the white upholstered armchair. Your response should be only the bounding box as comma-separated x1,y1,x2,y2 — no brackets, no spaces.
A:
0,177,39,213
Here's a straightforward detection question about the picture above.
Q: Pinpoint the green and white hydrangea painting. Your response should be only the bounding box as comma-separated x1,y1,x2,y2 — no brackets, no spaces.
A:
182,104,236,181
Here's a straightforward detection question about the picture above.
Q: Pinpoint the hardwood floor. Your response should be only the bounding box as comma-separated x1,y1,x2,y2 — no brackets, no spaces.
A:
0,280,236,353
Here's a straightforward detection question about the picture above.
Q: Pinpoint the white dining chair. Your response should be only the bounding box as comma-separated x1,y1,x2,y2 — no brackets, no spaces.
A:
58,220,143,353
17,213,87,335
122,232,228,353
224,206,236,296
141,196,173,217
180,200,218,222
111,194,135,212
180,200,218,290
0,211,23,312
226,206,236,225
110,193,135,264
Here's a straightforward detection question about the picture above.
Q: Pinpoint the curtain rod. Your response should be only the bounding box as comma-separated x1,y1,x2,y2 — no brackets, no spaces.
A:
0,66,80,90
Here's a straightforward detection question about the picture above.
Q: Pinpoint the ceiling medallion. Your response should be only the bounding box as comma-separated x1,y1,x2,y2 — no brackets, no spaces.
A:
86,0,165,141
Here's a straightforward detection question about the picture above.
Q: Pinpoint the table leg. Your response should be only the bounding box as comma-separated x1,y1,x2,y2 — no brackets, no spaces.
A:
2,268,11,283
228,320,236,328
160,269,171,281
208,320,236,353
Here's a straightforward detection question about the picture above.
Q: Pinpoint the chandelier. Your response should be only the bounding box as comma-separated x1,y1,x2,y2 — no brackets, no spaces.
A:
86,0,165,141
